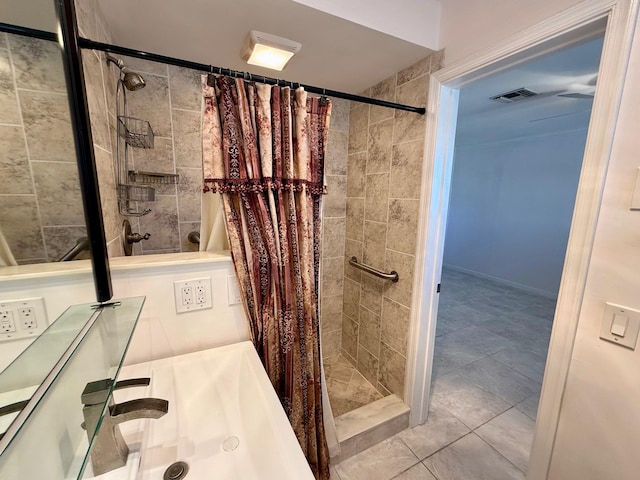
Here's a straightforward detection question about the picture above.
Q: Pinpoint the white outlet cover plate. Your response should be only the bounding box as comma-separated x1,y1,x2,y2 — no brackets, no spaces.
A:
0,297,48,342
174,278,213,314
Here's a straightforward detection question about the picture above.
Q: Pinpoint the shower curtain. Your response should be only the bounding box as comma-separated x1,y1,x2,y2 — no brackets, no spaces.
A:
202,75,331,480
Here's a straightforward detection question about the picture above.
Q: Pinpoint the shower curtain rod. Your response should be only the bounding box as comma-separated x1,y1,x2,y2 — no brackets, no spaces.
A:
0,23,425,114
78,38,427,115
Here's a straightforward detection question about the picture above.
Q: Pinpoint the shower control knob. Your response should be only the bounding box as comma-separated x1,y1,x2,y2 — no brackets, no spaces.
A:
127,232,150,243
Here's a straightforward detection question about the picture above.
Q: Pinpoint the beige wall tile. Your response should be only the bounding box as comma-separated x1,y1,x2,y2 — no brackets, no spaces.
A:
393,75,429,145
130,137,176,195
0,195,44,261
349,103,368,154
384,250,415,308
363,221,387,265
0,49,20,125
430,50,445,73
43,226,89,261
172,109,203,168
365,173,389,223
342,314,359,360
344,239,363,282
323,217,346,258
19,90,74,162
322,329,342,358
82,50,111,152
387,199,420,255
367,119,393,174
177,169,202,223
359,307,381,357
397,55,431,87
379,342,406,398
179,221,200,253
361,275,384,316
346,198,364,241
343,277,361,321
0,125,31,194
329,97,350,132
169,66,202,111
326,130,348,175
322,256,345,297
369,74,396,124
347,152,367,197
32,161,84,226
127,73,172,137
390,140,425,199
121,55,168,76
8,34,66,93
357,344,380,386
138,195,179,251
325,175,347,217
381,297,410,356
321,294,343,333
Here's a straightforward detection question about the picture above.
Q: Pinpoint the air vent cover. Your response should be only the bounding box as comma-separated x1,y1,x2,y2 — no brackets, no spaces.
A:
490,87,539,103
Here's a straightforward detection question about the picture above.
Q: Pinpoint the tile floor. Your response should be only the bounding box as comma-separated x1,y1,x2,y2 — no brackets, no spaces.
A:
325,353,384,417
331,268,556,480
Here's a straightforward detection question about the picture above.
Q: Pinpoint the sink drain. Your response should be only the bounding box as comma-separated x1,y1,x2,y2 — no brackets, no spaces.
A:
164,461,189,480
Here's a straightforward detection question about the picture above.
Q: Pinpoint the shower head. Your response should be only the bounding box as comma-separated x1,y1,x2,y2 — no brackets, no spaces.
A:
105,54,146,91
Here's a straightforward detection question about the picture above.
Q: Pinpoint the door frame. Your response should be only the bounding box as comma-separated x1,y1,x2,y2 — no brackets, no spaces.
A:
404,0,639,478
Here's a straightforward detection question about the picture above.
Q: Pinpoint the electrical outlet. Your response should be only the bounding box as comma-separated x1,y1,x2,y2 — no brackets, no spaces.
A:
0,297,47,341
18,307,36,329
182,286,193,305
0,311,16,333
174,278,213,313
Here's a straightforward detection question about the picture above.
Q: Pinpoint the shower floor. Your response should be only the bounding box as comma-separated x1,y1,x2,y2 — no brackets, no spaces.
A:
324,354,383,417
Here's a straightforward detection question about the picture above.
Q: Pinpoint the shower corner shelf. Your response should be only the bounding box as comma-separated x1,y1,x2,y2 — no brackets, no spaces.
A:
128,171,179,185
118,183,155,202
118,115,154,148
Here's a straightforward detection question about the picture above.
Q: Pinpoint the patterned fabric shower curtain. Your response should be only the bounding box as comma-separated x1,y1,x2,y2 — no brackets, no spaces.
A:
202,75,331,480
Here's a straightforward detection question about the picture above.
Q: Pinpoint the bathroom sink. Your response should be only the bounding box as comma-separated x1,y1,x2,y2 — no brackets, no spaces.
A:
107,341,314,480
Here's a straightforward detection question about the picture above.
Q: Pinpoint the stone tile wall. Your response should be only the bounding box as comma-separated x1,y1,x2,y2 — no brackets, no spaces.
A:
342,51,444,398
0,32,85,264
320,97,349,359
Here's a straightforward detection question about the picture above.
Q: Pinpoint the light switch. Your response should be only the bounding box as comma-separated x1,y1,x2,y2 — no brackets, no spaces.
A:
611,314,628,337
600,303,640,349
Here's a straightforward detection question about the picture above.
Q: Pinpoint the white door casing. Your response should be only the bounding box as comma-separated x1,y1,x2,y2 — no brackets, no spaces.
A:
404,1,639,479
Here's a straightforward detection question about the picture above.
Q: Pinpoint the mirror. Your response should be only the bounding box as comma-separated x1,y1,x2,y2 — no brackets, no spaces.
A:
0,30,91,265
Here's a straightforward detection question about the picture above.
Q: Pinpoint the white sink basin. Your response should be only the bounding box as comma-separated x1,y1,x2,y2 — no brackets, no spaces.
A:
109,341,313,480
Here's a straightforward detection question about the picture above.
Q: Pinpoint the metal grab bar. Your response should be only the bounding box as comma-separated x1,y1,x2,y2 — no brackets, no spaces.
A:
349,256,399,283
58,236,90,261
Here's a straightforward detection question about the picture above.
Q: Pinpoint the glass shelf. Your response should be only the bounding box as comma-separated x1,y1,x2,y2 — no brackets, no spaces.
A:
0,297,145,479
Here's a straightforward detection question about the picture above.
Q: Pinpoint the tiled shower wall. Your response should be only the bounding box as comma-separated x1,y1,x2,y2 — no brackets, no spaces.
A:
0,33,85,264
320,98,350,359
342,51,444,398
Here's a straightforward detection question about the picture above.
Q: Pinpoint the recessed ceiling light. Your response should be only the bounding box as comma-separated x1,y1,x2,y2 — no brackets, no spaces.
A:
241,31,302,71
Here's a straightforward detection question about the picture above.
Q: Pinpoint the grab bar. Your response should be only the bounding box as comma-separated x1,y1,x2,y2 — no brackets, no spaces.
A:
349,256,399,283
58,236,90,261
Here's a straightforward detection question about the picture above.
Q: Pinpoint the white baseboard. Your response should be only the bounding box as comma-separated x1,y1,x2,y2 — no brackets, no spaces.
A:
442,263,558,300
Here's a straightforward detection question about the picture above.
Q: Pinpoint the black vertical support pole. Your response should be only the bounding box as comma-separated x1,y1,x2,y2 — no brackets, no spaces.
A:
56,0,113,302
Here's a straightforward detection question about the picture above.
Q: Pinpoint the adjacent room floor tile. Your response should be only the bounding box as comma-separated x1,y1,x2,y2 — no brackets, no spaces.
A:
430,370,512,429
453,357,540,405
392,463,437,480
515,394,540,421
475,408,535,472
398,405,470,460
335,436,419,480
490,346,547,383
423,433,525,480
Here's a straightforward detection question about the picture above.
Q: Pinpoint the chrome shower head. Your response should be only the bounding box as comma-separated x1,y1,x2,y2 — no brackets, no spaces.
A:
121,68,146,91
105,54,146,91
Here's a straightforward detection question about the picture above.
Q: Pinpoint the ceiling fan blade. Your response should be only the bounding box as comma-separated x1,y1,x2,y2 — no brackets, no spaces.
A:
557,92,594,99
529,109,592,123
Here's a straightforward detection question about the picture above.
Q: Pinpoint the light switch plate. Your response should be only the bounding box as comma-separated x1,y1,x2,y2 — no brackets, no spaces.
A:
600,303,640,349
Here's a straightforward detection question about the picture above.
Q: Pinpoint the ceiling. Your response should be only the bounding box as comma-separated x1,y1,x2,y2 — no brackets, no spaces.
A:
98,0,434,93
456,36,604,146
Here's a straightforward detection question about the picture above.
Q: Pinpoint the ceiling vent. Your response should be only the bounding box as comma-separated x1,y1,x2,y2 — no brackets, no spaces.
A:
490,87,540,103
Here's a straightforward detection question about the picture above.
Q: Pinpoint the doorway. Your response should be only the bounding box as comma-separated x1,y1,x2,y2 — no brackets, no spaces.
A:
428,34,603,475
405,1,639,478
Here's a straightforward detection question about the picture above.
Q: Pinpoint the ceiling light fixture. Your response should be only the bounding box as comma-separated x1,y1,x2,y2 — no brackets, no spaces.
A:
241,31,302,71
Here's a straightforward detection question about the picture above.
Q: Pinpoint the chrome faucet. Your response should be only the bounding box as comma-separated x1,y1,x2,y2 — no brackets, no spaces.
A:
81,377,168,475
